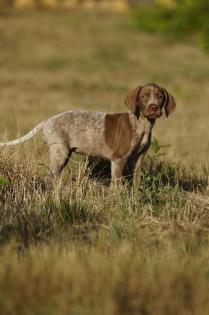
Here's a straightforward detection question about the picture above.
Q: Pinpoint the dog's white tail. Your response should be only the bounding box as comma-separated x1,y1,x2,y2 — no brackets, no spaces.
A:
0,121,45,146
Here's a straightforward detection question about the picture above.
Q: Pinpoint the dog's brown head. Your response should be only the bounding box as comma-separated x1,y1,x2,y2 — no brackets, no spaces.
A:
124,83,176,119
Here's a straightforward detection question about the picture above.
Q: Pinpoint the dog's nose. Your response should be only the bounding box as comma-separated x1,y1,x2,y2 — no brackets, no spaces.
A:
149,104,159,111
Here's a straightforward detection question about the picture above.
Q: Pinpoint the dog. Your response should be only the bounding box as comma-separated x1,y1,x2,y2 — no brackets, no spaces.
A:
0,83,176,186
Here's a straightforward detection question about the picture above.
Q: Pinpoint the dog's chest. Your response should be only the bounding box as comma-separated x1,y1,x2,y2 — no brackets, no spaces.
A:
141,131,150,147
129,118,152,156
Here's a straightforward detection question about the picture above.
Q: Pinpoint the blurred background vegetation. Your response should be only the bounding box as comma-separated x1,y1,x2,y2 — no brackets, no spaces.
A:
1,0,208,51
132,0,209,52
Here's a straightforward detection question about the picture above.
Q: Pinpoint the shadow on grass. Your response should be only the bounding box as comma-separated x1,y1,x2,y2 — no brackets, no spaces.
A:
87,156,208,192
0,197,102,246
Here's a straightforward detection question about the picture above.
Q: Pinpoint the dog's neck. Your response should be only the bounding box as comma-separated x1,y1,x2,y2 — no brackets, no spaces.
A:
134,113,155,130
147,117,156,127
139,115,155,133
129,112,155,137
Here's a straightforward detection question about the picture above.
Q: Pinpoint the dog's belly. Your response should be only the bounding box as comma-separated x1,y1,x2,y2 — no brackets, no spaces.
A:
73,138,109,159
69,127,106,157
74,146,102,157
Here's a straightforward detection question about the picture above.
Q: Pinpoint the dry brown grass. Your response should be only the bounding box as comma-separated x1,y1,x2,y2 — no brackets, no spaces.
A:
0,144,208,314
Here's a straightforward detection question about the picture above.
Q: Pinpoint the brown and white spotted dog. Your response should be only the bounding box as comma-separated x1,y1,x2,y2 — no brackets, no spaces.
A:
0,83,176,186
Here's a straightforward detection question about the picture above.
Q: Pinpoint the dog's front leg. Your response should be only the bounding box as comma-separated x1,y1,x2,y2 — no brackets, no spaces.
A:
133,153,146,188
111,158,127,186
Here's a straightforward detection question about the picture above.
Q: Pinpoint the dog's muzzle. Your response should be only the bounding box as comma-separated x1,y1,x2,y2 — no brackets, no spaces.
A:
146,104,161,118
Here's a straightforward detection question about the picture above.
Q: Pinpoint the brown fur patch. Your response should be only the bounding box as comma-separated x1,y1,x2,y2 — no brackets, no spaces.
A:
105,113,132,159
124,86,143,115
162,88,176,117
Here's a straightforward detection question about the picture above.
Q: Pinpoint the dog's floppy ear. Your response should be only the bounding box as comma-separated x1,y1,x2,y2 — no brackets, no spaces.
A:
124,86,143,117
162,87,176,117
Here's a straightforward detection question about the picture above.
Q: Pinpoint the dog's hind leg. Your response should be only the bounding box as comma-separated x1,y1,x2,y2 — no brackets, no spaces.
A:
49,143,71,178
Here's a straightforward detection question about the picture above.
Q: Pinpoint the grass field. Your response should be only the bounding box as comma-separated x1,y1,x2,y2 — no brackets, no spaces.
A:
0,9,209,315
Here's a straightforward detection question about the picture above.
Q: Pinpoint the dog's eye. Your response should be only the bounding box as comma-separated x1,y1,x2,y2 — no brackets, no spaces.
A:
157,94,163,99
142,94,148,99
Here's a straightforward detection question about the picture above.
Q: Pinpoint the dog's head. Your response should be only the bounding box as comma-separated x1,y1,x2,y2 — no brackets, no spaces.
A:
124,83,176,119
